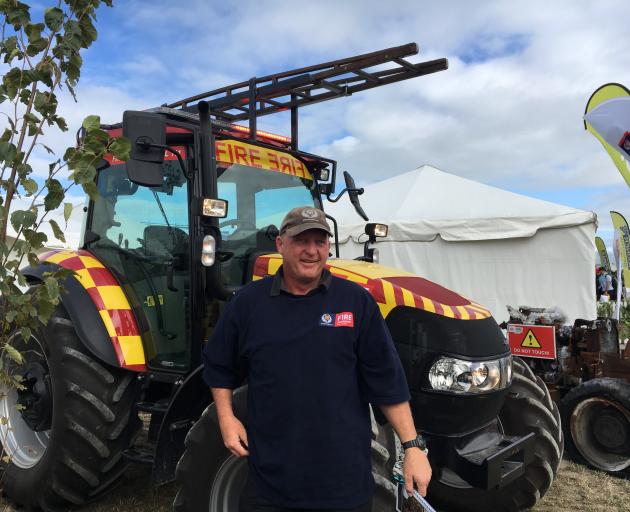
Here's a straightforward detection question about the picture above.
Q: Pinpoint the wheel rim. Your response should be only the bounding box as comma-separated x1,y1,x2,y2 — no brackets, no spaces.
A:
208,455,248,512
570,397,630,471
0,333,51,469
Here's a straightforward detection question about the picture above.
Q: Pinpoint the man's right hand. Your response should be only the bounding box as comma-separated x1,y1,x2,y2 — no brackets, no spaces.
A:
218,415,249,457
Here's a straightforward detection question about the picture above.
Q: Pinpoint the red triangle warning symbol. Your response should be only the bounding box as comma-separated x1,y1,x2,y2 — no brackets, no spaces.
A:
522,330,542,348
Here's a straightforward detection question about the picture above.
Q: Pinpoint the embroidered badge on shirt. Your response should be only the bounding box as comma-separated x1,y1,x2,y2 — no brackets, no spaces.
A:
320,313,334,326
334,312,354,328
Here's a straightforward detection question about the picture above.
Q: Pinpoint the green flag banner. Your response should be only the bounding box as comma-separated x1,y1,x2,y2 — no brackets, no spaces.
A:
595,236,611,272
610,211,630,287
584,83,630,188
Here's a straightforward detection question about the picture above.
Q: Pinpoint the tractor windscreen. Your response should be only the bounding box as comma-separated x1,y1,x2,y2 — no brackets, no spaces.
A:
216,147,318,287
218,160,319,286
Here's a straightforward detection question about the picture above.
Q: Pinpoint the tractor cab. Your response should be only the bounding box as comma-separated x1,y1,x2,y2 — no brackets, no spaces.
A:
85,127,329,372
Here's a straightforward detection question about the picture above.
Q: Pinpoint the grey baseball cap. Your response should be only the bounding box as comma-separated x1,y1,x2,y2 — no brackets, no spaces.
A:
279,206,332,237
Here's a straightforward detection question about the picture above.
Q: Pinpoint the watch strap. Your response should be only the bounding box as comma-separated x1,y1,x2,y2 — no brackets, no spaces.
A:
402,434,427,452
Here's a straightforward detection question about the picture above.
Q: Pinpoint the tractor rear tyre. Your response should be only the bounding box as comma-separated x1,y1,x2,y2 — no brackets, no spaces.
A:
559,377,630,476
427,357,563,512
173,394,397,511
0,306,141,510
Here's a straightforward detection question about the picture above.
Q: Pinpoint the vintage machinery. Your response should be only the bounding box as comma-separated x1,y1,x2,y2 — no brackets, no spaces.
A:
2,44,561,511
506,306,630,478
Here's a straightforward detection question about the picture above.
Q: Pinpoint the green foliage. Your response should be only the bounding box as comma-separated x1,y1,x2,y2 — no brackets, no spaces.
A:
0,1,126,412
597,299,630,341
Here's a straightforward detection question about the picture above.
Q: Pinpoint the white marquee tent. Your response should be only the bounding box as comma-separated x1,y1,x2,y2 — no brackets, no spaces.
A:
327,165,597,323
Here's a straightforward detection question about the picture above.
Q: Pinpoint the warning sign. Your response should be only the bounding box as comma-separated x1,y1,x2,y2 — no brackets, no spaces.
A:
507,324,556,360
521,330,542,348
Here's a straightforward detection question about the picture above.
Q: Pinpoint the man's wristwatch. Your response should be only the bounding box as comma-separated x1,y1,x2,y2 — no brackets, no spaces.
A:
402,434,428,454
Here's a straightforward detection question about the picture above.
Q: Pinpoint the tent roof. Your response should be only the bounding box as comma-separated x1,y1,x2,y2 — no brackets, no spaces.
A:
328,165,596,242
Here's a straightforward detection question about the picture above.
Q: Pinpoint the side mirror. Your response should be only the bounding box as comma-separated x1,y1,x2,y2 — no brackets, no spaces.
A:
122,111,166,187
343,171,368,221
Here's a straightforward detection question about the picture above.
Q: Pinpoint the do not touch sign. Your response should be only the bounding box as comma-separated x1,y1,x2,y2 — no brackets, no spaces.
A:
507,324,556,360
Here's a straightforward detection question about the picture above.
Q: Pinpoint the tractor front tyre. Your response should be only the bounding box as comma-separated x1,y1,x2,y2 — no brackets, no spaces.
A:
559,377,630,476
0,308,141,510
428,357,563,512
174,399,397,512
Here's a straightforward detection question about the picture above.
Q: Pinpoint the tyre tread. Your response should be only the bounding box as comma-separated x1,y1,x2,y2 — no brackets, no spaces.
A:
1,300,141,511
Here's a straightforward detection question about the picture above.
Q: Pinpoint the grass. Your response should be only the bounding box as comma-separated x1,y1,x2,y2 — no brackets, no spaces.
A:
1,458,628,511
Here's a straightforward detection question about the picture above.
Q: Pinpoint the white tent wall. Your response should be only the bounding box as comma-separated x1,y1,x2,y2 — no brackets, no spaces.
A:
328,165,597,324
335,223,597,324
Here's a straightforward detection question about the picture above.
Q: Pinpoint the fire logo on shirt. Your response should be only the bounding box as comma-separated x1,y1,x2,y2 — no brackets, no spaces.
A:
334,312,354,328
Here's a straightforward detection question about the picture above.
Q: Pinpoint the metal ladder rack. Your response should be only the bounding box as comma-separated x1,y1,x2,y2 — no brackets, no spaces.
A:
165,42,448,149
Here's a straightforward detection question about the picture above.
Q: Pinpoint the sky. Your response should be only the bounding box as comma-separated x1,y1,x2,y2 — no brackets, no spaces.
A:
3,0,630,255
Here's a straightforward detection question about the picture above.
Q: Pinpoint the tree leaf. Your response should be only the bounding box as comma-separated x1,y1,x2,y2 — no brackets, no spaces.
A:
49,219,65,243
20,326,31,342
44,178,64,211
27,251,39,266
5,1,31,30
44,7,64,32
64,202,73,223
53,115,67,131
82,115,100,131
5,310,17,324
34,91,58,118
81,181,98,200
37,299,54,324
0,141,17,164
109,137,131,161
21,178,38,196
71,159,96,184
22,229,47,249
2,68,24,100
10,209,37,232
3,344,23,365
44,277,59,302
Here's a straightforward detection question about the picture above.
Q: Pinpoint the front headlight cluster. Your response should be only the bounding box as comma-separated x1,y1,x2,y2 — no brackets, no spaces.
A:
428,354,512,394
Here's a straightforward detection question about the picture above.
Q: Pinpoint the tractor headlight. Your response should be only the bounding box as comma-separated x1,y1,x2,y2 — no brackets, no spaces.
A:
428,354,512,394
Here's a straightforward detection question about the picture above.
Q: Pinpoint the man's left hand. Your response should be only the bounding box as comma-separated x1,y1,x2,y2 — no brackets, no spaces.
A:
403,448,432,497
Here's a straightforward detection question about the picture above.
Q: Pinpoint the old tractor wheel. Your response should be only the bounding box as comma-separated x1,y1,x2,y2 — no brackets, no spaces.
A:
0,307,141,511
559,377,630,476
428,357,563,512
174,396,397,511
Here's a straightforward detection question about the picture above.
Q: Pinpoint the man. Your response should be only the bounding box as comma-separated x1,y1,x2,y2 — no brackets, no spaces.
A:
595,267,603,300
203,206,431,511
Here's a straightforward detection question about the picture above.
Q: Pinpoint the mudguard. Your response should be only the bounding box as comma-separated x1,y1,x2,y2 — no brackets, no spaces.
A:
23,249,147,371
153,367,248,484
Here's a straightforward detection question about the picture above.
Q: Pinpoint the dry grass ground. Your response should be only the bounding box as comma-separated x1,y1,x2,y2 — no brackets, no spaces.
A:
1,458,628,512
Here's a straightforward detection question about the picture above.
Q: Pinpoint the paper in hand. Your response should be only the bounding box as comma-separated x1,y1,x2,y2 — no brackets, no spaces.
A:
395,482,437,512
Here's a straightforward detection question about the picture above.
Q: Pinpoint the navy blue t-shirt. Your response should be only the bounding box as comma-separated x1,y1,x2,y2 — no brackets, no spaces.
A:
203,268,410,509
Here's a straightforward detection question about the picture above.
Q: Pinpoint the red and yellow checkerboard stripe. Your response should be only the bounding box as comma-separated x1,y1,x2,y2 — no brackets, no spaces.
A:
40,249,146,371
252,254,492,321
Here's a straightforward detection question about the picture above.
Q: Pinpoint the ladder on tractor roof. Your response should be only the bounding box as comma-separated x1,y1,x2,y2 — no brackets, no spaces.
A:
163,42,448,150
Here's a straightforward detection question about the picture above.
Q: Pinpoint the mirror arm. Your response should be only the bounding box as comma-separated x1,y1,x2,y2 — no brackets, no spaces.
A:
325,187,364,203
